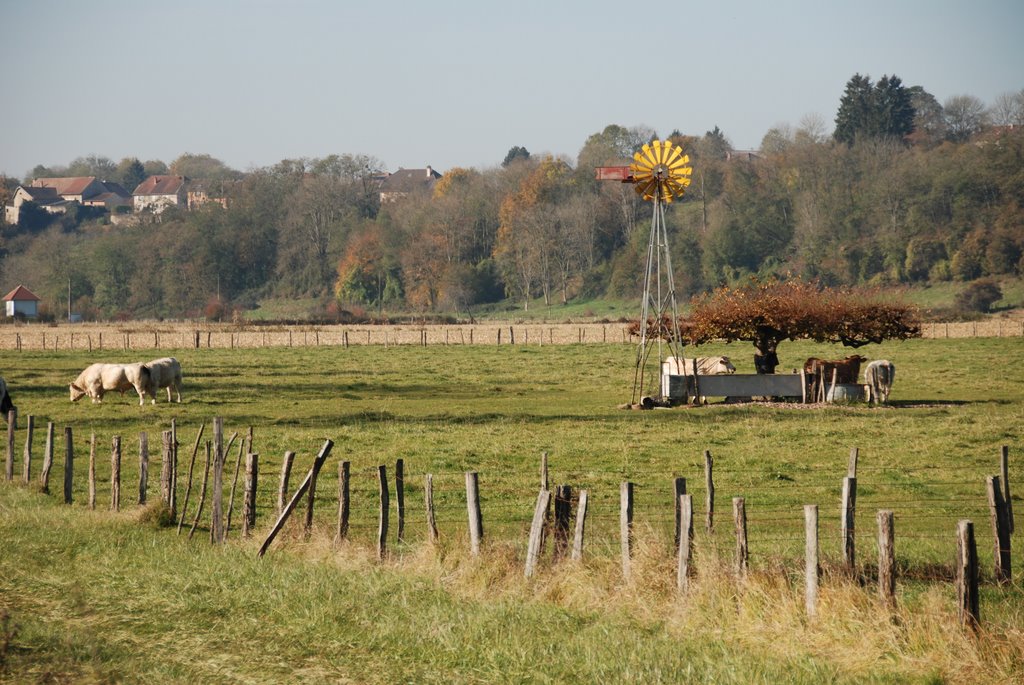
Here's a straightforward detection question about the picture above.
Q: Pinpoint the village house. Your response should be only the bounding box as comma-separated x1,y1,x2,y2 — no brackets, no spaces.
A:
133,175,189,213
4,176,131,224
378,166,442,203
3,285,41,318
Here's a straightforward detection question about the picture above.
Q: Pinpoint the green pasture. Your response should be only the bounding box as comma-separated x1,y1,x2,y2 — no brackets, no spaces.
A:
1,338,1022,683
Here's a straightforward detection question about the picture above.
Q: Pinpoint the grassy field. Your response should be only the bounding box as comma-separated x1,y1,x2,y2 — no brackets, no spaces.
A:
0,338,1022,683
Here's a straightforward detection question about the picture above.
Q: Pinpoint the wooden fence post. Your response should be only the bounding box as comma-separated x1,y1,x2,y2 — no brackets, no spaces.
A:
377,465,389,560
257,440,333,558
841,476,857,575
396,458,405,544
525,489,551,578
621,481,634,579
848,447,859,478
88,433,96,509
40,422,54,494
877,510,896,607
425,473,439,543
674,477,687,552
242,453,258,538
540,451,548,491
986,475,1012,584
677,494,693,592
278,451,296,517
63,427,73,505
22,415,33,484
110,436,121,512
956,520,980,630
704,450,714,533
553,484,572,561
1001,446,1014,534
336,460,350,543
734,497,748,576
466,471,483,555
188,442,212,540
211,418,226,544
5,410,14,481
571,490,589,562
138,433,149,506
805,504,818,617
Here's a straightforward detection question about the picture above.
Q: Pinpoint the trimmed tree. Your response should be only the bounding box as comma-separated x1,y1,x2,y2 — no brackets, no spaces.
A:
683,278,922,373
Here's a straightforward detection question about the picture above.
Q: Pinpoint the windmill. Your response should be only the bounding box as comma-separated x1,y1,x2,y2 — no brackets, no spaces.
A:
597,139,693,404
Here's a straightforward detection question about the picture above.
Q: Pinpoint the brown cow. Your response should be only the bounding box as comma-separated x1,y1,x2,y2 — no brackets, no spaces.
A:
803,355,868,402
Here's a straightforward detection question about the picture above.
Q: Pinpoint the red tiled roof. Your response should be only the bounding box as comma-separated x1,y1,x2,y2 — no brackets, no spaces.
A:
31,176,97,196
2,285,41,302
133,175,188,195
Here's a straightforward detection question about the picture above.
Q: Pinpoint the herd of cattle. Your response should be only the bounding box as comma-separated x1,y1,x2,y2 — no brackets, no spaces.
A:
69,357,183,405
664,354,896,404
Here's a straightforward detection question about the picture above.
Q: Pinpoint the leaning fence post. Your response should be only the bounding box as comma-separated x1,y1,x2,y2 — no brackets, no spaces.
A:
425,473,439,543
678,494,694,591
225,441,244,537
303,448,327,541
257,440,334,558
466,471,483,555
841,476,857,575
877,510,896,607
733,497,748,576
377,464,390,560
177,425,205,534
620,481,634,579
211,418,225,543
188,442,212,540
571,490,589,562
242,453,258,538
805,504,818,617
40,422,54,494
395,458,405,544
525,489,551,578
539,451,548,491
278,450,296,517
63,427,74,505
336,460,350,542
986,475,1012,584
674,476,687,552
1001,446,1014,534
704,450,714,533
956,520,980,630
110,436,122,512
21,416,33,484
88,433,96,509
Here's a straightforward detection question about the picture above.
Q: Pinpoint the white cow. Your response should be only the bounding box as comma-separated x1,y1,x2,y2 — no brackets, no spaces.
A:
662,356,737,404
143,357,183,403
863,360,896,405
70,363,151,405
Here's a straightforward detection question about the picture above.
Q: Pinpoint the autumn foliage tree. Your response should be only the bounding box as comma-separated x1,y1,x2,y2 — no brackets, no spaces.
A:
628,278,921,373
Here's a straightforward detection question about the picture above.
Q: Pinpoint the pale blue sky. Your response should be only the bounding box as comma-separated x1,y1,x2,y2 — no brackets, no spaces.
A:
2,0,1021,179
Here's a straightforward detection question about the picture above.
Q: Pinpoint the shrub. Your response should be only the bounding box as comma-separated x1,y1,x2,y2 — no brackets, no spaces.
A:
954,278,1003,313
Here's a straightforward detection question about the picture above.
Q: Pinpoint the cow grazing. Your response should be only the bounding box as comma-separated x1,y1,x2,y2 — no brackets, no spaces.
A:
70,363,151,405
864,360,896,404
0,378,14,420
662,356,736,404
143,357,183,403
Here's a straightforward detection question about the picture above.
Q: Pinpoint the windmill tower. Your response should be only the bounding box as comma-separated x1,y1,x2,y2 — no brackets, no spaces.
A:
597,140,693,403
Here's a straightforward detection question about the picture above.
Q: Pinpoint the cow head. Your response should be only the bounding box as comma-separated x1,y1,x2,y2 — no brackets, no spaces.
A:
70,383,87,402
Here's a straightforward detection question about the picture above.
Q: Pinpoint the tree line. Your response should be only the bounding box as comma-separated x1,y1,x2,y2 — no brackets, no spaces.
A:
1,77,1022,321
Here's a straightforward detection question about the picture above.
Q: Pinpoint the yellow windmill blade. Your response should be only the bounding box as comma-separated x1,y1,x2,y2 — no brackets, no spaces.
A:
629,139,693,203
